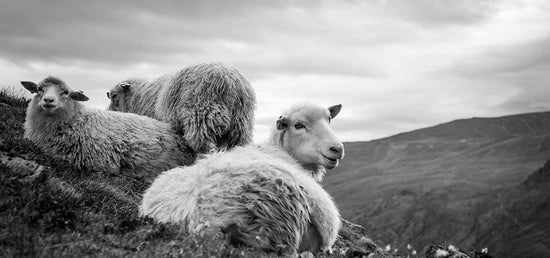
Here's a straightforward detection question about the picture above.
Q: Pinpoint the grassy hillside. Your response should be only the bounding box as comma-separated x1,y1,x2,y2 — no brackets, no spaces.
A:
0,89,393,257
473,161,550,258
323,111,550,257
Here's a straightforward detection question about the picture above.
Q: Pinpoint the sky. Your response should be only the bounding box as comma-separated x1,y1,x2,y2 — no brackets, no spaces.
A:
1,0,549,143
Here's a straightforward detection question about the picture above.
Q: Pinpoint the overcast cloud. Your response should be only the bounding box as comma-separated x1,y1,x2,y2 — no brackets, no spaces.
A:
1,0,549,142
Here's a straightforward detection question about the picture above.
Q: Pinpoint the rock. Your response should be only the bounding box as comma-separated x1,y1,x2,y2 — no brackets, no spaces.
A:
299,251,315,258
0,151,46,180
333,219,391,257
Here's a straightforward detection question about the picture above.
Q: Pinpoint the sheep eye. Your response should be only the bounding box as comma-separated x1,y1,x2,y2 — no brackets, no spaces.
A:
37,86,43,92
62,90,69,95
111,94,117,99
294,122,305,130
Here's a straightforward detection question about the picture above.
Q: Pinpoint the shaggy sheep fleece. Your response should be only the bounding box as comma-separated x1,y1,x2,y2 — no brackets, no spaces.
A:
140,144,340,254
108,63,256,153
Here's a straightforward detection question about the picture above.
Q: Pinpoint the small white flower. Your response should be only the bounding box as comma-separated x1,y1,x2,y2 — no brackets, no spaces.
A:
448,244,457,252
340,248,348,255
482,247,488,254
299,251,315,258
435,249,449,257
412,250,417,256
407,244,412,250
385,244,391,252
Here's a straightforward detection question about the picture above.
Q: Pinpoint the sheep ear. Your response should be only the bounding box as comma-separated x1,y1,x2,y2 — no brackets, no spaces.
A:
21,81,38,93
120,83,131,91
106,92,111,99
276,116,288,130
328,104,342,119
69,91,89,102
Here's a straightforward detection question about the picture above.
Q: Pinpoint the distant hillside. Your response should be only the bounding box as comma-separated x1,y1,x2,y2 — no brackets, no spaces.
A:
323,112,550,257
474,161,550,258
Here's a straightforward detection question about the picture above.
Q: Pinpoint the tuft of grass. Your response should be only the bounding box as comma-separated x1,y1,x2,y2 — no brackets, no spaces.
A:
0,87,30,109
0,88,30,149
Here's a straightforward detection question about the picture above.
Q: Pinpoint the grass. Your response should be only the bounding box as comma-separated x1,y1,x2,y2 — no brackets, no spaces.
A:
0,89,388,257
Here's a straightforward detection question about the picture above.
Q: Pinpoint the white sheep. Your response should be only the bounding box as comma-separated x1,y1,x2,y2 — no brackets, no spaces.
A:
107,63,256,154
140,103,345,254
21,76,194,180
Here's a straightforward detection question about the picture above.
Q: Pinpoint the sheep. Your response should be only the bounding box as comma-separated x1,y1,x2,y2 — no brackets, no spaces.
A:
21,76,195,181
269,102,345,182
107,63,256,154
140,103,345,255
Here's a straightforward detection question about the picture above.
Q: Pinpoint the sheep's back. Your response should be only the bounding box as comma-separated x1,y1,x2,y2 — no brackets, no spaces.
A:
124,79,159,119
23,109,126,173
154,63,256,124
141,144,311,252
91,110,194,170
25,107,191,174
186,145,312,252
196,165,311,253
214,145,341,251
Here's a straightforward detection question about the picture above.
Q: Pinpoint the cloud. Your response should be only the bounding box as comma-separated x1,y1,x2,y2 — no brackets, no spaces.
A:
0,0,415,76
450,36,550,77
1,0,549,143
442,35,550,115
0,1,207,65
381,0,498,26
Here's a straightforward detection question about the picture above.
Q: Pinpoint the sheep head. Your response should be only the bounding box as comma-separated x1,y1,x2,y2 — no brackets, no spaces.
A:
107,79,141,112
21,76,88,116
271,103,345,181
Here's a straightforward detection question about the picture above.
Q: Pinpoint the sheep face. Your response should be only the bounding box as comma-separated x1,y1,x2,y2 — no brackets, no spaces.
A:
21,77,89,116
276,103,345,175
107,79,140,112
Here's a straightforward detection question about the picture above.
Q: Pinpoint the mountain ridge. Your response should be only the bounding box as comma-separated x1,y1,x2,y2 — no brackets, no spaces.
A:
355,111,550,144
324,111,550,257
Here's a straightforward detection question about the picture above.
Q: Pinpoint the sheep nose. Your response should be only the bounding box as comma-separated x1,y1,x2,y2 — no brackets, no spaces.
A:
329,143,344,157
44,97,54,103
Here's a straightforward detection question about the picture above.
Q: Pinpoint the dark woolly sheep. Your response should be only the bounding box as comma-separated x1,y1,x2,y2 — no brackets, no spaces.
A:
108,63,256,153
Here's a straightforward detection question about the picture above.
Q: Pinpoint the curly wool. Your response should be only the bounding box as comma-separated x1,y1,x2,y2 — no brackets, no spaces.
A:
109,63,256,153
140,144,341,254
24,78,194,179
